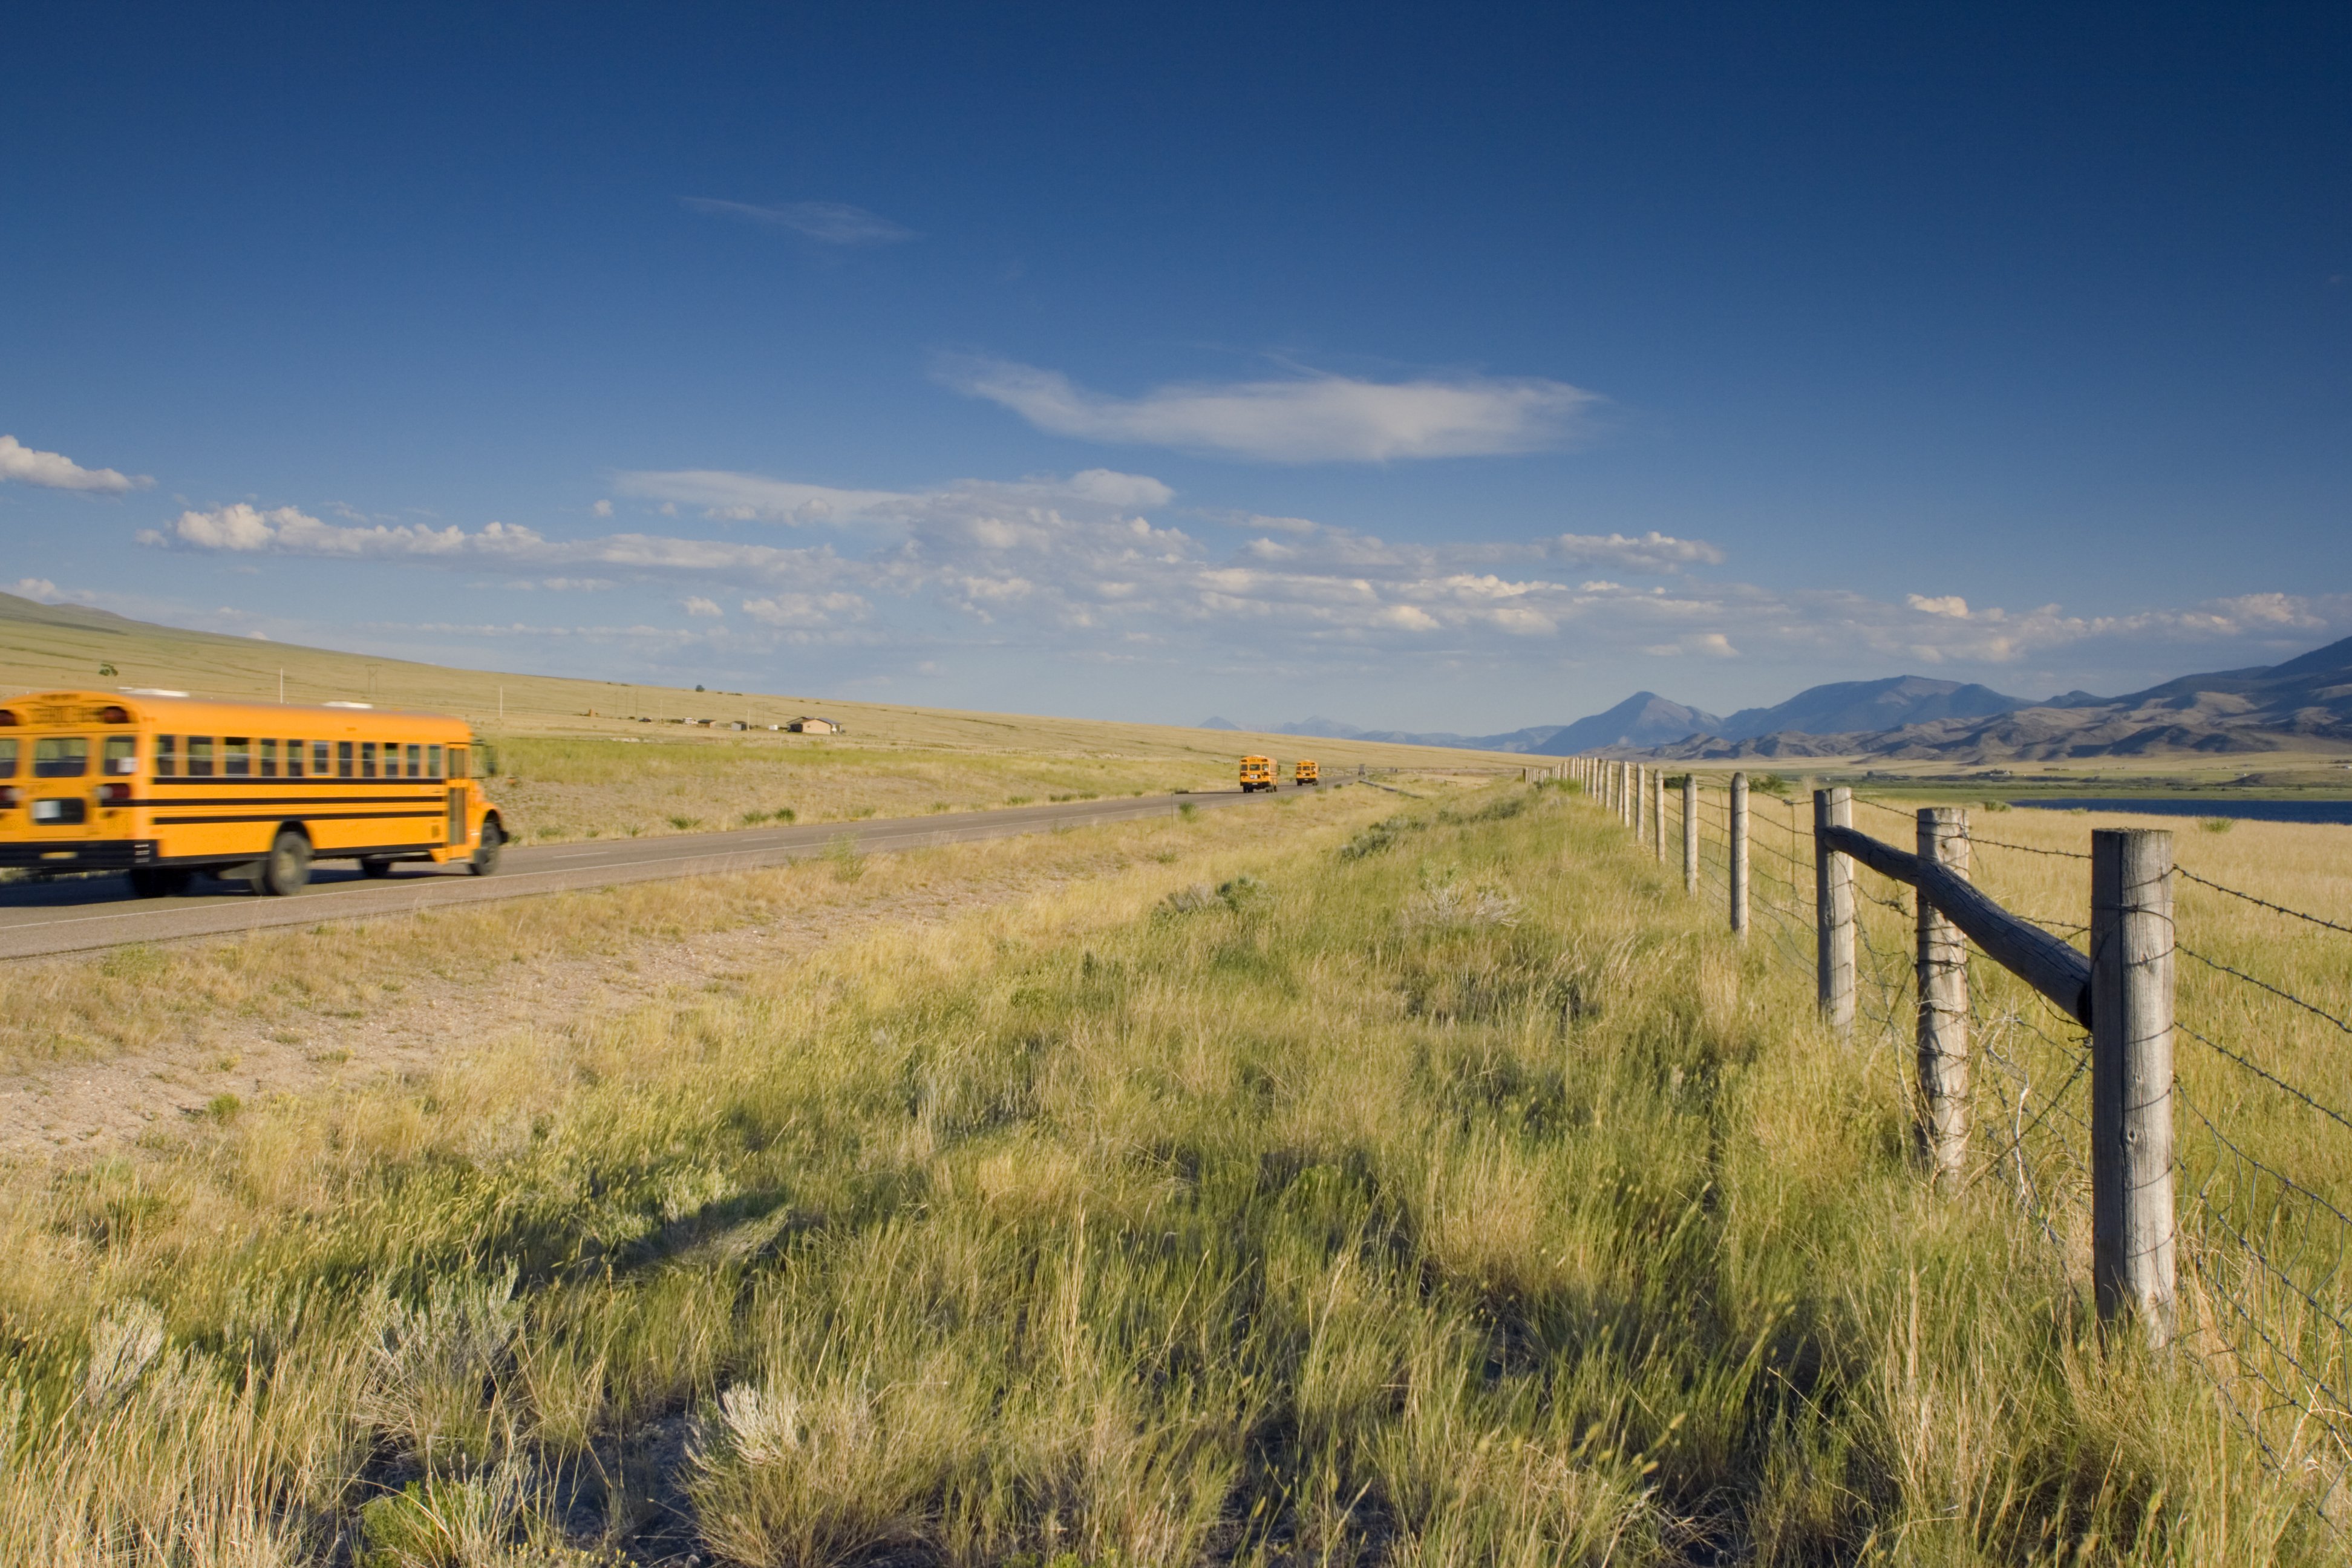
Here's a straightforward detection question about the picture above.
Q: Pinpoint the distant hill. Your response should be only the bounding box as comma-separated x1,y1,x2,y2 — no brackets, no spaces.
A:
1717,676,2033,741
1207,635,2352,765
1631,635,2352,762
1221,694,1720,756
1197,716,1241,731
1526,693,1724,754
0,590,1527,769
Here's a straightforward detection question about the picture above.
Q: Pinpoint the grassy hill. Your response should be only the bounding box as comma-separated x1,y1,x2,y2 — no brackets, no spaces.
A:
0,592,1529,841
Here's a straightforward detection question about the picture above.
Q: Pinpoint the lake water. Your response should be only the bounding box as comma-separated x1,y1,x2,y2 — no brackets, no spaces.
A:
2009,799,2352,826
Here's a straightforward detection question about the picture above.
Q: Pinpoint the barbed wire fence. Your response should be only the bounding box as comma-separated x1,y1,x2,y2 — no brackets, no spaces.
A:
1560,757,2352,1532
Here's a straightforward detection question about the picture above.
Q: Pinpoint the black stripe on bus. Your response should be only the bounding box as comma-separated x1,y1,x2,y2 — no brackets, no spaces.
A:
152,810,446,826
148,777,454,788
119,794,448,808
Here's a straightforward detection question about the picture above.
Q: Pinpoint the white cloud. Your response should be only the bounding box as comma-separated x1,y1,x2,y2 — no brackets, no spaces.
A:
168,503,480,555
740,592,869,629
154,503,851,586
679,197,916,245
612,469,909,525
0,435,150,493
10,578,61,602
1552,531,1724,571
590,499,613,518
936,357,1601,462
149,471,2352,686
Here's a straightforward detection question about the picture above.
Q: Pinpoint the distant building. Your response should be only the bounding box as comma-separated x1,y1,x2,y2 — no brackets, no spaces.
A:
788,716,843,734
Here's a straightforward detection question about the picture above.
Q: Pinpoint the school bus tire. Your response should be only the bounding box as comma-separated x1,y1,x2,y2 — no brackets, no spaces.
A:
256,828,313,897
469,815,503,877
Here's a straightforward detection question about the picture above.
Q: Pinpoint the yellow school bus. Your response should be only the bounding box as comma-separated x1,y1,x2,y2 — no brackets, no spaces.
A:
1238,755,1275,792
0,691,505,896
1293,759,1319,786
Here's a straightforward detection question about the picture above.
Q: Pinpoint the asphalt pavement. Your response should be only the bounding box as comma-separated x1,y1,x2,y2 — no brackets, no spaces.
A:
0,787,1296,961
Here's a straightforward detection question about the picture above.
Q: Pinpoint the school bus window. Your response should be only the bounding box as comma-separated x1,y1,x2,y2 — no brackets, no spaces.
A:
103,737,136,776
257,739,275,777
224,738,252,777
156,736,177,777
188,737,214,777
361,742,378,779
0,739,17,778
406,743,422,778
36,737,90,778
428,744,443,778
284,740,302,779
313,741,330,776
336,742,353,779
449,746,468,779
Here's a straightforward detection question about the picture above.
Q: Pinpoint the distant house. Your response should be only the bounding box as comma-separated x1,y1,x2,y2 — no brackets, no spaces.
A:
788,716,843,734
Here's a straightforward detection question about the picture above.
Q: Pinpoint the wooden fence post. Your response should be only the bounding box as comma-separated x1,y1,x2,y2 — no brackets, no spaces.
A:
1633,765,1647,844
1729,771,1749,937
1916,807,1970,1183
2092,828,2178,1346
1651,768,1665,863
1682,774,1699,895
1814,788,1854,1033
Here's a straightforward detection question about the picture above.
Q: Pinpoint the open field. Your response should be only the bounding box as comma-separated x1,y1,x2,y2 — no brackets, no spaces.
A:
4,776,2345,1562
0,788,1362,1155
0,592,1524,846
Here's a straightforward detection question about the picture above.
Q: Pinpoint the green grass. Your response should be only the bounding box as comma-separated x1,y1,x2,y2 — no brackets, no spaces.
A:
0,782,2323,1561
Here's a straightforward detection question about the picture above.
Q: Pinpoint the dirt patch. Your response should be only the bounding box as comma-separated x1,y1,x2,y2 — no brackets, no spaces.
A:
0,864,1085,1162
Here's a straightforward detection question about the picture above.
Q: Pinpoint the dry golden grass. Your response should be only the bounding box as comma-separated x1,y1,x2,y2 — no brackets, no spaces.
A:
0,788,1366,1076
0,778,2338,1563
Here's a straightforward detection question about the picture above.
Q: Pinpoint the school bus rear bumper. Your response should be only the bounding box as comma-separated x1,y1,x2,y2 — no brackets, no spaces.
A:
0,839,160,871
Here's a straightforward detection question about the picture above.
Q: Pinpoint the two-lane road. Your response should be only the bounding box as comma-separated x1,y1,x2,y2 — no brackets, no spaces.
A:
0,787,1301,961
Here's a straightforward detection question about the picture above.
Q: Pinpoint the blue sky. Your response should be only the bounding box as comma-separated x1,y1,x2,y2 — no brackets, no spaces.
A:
3,3,2346,731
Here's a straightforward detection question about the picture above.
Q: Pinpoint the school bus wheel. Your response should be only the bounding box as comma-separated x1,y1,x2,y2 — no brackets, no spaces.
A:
470,815,503,877
359,857,394,879
256,827,313,897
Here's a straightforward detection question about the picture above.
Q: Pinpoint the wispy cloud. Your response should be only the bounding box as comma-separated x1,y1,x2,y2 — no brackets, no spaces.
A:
145,476,2352,682
936,357,1602,462
679,197,916,245
1549,532,1725,571
0,435,151,493
612,469,910,524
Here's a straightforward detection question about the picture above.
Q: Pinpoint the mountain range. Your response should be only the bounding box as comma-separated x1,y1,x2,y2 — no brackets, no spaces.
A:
1206,635,2352,762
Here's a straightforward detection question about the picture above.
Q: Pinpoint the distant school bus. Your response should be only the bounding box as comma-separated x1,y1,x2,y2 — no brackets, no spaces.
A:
0,691,505,897
1238,755,1275,792
1293,759,1319,786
